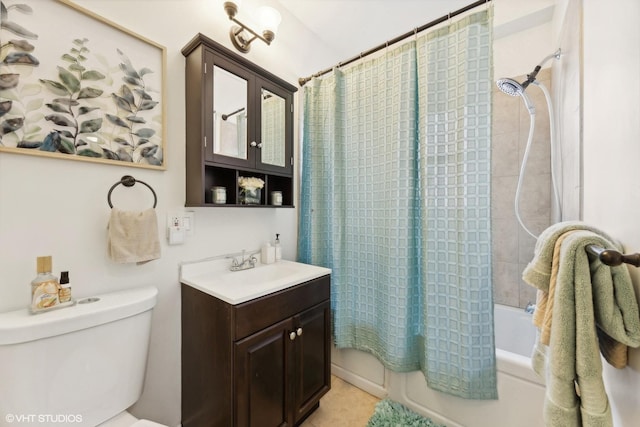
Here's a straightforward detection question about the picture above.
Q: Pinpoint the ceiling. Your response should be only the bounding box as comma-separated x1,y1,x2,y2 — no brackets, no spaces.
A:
275,0,477,62
268,0,555,78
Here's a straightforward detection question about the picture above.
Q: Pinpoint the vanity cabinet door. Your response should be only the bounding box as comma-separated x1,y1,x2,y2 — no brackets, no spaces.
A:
235,317,295,427
292,301,331,423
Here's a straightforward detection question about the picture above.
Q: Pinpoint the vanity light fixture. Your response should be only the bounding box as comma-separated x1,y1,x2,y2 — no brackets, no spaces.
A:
223,1,282,53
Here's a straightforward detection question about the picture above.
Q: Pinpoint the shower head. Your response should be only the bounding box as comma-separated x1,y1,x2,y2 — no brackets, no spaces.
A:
495,78,535,114
496,70,537,96
495,49,562,97
495,49,561,114
496,78,524,97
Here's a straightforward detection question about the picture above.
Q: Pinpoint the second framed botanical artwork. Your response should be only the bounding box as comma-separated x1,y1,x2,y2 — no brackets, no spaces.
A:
0,0,166,169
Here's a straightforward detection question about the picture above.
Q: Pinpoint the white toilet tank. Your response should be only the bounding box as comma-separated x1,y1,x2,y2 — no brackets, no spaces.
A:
0,286,158,427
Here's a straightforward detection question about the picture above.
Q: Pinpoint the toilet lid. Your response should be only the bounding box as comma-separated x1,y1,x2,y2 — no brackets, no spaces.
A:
132,420,168,427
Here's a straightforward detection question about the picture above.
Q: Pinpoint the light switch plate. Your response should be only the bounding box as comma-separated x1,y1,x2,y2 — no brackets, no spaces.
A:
183,211,195,235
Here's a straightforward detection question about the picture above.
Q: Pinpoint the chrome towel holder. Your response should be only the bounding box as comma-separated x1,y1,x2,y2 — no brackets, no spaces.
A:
586,245,640,267
107,175,157,209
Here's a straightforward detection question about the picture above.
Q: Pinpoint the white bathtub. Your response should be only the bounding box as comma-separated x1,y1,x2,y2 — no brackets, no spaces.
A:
331,304,546,427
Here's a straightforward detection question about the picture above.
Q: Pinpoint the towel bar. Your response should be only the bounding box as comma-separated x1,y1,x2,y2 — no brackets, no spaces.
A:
107,175,157,208
585,245,640,267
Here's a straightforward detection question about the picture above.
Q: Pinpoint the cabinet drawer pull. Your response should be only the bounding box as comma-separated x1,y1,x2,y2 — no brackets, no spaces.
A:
289,331,297,341
296,328,303,337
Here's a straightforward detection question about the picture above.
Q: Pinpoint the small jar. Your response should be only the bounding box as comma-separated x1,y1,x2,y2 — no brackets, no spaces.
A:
270,191,282,206
211,186,226,204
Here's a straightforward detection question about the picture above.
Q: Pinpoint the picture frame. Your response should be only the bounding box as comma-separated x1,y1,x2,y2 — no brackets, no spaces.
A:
0,0,167,170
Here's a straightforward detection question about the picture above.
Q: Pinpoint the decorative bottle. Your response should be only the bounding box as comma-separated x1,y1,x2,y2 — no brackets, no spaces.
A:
30,256,60,313
58,271,72,304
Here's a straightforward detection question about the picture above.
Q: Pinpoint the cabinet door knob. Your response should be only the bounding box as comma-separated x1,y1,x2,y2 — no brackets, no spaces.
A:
296,327,303,336
289,331,297,341
250,141,258,147
257,142,263,149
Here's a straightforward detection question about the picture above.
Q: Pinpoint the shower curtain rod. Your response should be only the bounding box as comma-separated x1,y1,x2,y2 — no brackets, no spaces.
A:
298,0,492,87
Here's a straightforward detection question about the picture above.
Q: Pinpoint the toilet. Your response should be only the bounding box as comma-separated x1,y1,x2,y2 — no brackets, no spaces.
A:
0,286,168,427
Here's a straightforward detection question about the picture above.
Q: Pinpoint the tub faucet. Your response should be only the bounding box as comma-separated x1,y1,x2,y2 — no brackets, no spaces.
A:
229,249,258,272
524,302,536,314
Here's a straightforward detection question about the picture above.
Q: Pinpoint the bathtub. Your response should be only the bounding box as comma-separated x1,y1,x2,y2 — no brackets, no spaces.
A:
330,304,546,427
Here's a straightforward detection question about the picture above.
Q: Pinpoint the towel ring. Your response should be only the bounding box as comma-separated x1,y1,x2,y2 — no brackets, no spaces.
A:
107,175,157,209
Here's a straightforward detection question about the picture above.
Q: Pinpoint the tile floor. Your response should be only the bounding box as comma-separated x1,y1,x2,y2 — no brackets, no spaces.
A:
301,375,381,427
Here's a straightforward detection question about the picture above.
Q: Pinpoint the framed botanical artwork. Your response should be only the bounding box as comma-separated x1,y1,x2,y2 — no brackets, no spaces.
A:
0,0,166,169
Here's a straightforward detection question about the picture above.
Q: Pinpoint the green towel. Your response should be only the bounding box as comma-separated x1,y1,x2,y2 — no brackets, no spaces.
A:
523,221,619,291
523,224,640,427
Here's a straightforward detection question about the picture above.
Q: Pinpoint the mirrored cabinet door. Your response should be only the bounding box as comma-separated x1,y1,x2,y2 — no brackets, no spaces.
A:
213,65,248,160
204,52,255,168
256,78,292,175
260,88,286,167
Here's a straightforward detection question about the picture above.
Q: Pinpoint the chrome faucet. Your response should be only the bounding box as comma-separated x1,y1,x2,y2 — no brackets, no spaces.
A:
229,249,258,272
524,302,536,314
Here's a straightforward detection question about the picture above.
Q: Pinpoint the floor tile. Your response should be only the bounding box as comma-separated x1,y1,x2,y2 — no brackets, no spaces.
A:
301,375,380,427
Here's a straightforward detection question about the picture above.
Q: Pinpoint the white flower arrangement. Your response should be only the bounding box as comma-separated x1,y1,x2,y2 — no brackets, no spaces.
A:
238,176,265,190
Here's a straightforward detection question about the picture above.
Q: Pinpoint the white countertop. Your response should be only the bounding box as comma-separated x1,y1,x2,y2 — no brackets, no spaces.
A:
180,258,331,305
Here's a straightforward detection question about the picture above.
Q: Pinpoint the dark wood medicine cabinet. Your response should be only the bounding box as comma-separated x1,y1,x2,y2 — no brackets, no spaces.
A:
182,33,297,207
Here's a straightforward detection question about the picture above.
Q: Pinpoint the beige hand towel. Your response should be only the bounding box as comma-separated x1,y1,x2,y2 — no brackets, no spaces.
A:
108,207,161,264
533,230,579,346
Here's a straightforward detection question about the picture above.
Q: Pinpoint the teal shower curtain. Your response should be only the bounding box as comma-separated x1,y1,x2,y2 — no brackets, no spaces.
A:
298,8,496,400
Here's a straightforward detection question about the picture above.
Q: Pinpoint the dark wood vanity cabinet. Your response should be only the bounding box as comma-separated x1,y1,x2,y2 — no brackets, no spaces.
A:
182,33,297,207
181,275,331,427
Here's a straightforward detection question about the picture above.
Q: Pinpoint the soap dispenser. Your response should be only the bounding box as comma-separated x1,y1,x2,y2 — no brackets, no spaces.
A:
274,234,282,261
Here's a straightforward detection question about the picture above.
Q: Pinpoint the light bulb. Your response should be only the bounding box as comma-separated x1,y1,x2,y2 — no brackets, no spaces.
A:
256,6,281,35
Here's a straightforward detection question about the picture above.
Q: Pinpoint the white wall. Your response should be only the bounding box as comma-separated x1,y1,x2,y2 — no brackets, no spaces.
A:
553,0,582,221
493,4,555,80
582,0,640,424
0,1,330,425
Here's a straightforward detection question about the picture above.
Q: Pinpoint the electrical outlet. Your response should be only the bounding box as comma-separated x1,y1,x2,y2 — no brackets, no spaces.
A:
168,213,181,229
167,211,195,236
